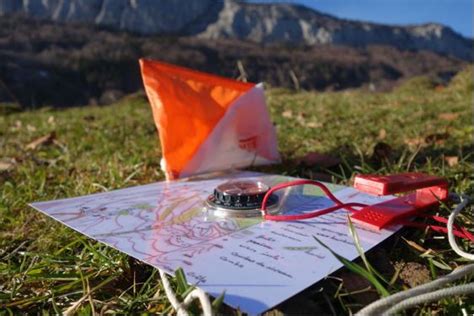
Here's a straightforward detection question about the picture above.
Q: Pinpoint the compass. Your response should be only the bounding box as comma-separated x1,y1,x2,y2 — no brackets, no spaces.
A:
205,180,279,218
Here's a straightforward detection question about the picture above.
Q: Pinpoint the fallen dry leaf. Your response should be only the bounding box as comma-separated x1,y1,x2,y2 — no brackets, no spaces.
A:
298,152,341,168
305,121,322,128
0,159,15,172
282,110,293,118
444,156,459,167
378,128,387,140
438,112,459,121
404,137,426,147
26,132,56,150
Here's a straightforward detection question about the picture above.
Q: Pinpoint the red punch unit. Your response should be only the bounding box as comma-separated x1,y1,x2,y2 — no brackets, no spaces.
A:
351,172,449,230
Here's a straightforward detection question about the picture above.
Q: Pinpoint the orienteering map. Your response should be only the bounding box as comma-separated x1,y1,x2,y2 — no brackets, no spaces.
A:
30,171,398,315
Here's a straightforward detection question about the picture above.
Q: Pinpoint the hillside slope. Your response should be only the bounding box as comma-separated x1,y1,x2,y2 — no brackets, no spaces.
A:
0,15,468,108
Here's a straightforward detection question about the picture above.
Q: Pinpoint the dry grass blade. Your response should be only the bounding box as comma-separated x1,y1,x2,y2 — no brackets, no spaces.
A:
25,131,56,150
63,275,117,315
402,237,428,253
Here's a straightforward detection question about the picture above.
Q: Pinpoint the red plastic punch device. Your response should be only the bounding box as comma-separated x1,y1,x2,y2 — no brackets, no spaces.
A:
351,172,449,230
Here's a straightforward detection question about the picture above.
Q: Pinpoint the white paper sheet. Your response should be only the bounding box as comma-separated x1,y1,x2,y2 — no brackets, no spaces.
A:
30,171,398,315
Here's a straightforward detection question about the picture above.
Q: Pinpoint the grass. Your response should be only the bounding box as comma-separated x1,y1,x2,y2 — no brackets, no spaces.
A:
1,67,473,315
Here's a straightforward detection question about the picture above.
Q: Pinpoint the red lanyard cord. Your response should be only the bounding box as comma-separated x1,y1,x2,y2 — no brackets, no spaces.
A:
260,179,473,242
425,215,474,240
399,215,474,242
263,202,367,221
261,179,366,221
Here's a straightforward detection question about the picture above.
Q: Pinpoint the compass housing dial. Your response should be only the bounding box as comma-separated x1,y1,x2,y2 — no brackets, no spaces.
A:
205,180,278,217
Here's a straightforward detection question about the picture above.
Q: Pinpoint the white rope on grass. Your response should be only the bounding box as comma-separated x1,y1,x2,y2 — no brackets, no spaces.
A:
447,195,474,260
382,282,474,316
182,287,213,315
158,268,213,316
357,194,474,316
356,263,474,315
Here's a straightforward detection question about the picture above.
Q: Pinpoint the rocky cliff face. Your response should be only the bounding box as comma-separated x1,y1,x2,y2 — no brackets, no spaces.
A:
0,0,219,34
0,0,471,60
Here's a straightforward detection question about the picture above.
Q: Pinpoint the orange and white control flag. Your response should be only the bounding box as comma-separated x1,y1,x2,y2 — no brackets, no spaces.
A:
140,59,281,180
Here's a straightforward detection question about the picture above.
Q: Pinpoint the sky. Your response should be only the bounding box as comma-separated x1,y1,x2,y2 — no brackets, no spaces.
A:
249,0,473,38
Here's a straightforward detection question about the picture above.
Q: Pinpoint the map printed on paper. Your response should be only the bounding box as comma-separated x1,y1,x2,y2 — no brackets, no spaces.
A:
30,171,398,315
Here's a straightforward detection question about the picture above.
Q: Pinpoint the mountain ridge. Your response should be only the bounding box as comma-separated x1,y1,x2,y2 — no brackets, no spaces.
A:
0,0,472,60
0,14,468,108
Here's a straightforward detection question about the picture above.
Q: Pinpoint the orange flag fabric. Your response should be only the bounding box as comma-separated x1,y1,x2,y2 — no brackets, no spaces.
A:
140,59,280,180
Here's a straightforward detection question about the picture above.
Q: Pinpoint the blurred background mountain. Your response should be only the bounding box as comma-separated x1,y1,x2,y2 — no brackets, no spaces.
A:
0,0,472,107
